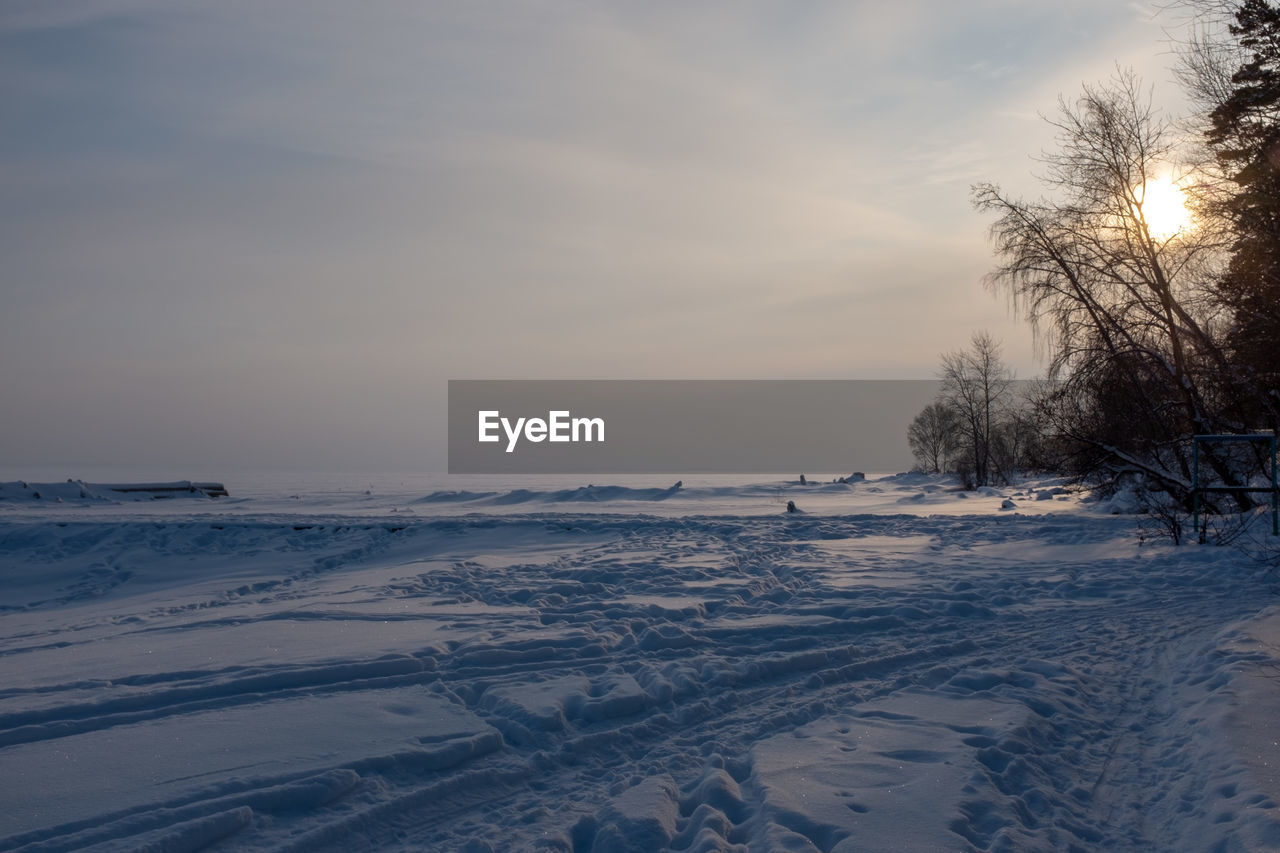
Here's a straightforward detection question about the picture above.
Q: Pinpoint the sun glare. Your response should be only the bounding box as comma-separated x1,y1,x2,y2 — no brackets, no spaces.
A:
1135,176,1193,240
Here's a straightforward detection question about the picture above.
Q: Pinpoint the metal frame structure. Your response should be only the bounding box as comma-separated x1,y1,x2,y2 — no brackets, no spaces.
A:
1191,433,1279,537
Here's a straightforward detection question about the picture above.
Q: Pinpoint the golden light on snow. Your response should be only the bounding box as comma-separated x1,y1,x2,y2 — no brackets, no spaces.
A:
1134,175,1192,241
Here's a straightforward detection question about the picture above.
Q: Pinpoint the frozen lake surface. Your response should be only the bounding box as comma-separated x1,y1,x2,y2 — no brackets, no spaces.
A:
2,473,1279,851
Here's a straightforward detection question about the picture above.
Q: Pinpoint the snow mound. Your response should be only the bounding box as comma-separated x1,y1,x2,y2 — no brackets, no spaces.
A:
0,480,227,503
588,775,680,852
416,481,684,506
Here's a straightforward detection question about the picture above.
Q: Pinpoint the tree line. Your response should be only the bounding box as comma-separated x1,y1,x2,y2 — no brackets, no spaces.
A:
908,0,1280,534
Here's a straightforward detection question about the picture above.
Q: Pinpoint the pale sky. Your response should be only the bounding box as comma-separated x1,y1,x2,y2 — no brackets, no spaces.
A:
0,1,1193,475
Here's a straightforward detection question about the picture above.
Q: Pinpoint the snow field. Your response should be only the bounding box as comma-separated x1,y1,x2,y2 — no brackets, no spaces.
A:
1,476,1278,850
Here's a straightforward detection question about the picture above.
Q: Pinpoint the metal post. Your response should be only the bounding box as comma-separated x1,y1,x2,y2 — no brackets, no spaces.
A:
1189,433,1278,538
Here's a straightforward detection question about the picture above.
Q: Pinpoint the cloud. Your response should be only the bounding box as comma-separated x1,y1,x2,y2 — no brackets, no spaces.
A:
0,0,165,33
0,0,1192,471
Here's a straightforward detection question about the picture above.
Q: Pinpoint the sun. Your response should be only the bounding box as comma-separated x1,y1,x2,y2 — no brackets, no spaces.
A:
1135,175,1193,240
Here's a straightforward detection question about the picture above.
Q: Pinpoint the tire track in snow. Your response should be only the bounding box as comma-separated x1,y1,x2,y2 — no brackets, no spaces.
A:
0,512,1267,851
252,518,1247,850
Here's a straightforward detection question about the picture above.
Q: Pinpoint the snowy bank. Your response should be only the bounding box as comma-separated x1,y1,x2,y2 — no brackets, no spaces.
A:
0,480,227,504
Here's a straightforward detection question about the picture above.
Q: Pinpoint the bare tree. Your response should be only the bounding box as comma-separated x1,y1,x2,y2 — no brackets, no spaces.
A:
990,384,1047,478
908,401,961,474
940,331,1014,487
971,69,1253,506
1171,0,1252,122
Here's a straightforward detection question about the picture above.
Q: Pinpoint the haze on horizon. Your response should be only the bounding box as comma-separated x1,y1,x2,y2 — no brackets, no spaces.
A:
0,1,1191,476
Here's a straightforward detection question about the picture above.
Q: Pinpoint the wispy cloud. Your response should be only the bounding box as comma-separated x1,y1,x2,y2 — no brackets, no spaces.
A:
0,0,1191,470
0,0,165,33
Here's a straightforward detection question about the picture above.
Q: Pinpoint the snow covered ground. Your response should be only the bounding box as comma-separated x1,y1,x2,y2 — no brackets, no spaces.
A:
2,473,1280,851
